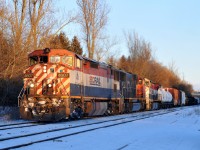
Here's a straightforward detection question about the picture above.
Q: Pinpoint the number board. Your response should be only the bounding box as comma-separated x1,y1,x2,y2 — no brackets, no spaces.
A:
57,73,70,78
24,73,34,78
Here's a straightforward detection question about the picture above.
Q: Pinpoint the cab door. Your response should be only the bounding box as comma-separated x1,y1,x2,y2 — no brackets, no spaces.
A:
74,56,84,97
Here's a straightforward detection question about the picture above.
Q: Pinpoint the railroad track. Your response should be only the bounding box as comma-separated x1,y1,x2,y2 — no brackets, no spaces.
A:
0,109,164,132
0,107,183,150
0,122,46,131
0,121,36,128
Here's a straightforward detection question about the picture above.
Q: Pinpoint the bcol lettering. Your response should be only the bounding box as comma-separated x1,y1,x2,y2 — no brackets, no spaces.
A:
89,76,101,86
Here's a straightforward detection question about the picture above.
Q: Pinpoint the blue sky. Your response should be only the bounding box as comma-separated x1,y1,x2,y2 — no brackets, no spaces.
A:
57,0,200,91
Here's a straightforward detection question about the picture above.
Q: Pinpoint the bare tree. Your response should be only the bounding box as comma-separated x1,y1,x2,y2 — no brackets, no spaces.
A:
94,37,119,61
106,55,117,66
28,0,51,49
0,0,77,79
124,30,189,91
124,31,153,78
0,0,76,106
28,0,75,49
0,3,5,17
76,0,110,59
0,0,28,79
1,0,74,79
125,31,152,61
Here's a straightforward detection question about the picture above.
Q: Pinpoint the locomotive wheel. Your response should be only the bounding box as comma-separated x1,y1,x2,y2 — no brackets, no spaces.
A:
76,107,83,119
71,107,83,119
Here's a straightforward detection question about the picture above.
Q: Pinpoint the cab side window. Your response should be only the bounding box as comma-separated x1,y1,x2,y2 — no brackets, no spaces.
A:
145,81,150,87
29,56,38,66
76,58,81,68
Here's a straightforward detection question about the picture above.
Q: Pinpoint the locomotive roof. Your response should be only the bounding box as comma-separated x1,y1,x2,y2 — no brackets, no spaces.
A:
28,48,75,57
29,48,137,76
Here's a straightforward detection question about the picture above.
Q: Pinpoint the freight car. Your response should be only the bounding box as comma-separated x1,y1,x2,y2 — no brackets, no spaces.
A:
165,88,179,106
180,90,186,106
158,87,173,108
18,48,186,121
159,88,186,107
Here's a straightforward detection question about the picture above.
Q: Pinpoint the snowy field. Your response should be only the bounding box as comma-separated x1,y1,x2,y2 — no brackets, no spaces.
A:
1,106,200,150
0,106,27,125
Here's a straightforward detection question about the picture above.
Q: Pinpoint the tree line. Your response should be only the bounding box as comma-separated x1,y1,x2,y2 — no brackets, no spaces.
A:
116,32,193,96
0,0,193,106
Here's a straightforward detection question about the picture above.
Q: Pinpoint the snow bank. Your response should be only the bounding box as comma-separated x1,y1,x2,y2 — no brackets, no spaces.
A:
0,106,20,124
16,106,200,150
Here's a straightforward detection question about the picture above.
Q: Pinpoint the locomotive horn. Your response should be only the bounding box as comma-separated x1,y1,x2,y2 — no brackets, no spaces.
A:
43,48,50,53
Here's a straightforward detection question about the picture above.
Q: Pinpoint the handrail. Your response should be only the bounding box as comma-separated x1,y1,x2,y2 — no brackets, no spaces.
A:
18,87,27,107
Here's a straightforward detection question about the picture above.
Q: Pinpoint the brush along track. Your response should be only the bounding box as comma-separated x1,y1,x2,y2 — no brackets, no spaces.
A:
0,107,183,150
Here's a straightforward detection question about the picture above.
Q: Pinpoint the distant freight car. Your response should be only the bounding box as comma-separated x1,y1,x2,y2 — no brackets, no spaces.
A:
158,87,173,108
165,88,180,106
180,91,186,106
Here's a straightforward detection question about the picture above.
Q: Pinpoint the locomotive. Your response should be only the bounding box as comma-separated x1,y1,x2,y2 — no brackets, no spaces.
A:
18,48,186,121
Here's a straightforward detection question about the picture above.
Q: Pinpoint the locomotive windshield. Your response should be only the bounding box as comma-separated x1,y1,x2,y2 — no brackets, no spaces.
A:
62,56,73,66
138,80,142,84
29,56,48,66
50,55,73,67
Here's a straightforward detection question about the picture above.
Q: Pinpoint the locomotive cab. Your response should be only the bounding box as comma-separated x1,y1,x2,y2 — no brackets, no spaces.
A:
29,55,48,65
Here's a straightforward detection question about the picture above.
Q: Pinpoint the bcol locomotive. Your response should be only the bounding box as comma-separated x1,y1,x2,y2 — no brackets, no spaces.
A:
18,48,185,121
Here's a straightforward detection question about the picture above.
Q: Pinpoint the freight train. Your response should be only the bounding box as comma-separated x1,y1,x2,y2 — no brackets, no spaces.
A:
18,48,186,121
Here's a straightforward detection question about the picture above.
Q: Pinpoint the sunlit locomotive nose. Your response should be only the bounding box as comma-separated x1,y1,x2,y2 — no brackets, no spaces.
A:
19,48,72,121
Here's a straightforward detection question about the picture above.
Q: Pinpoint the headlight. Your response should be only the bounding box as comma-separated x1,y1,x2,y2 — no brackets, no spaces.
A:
43,66,47,73
26,70,32,73
22,101,28,107
28,97,34,101
38,101,46,105
30,83,34,88
48,84,52,87
28,102,34,107
52,98,58,106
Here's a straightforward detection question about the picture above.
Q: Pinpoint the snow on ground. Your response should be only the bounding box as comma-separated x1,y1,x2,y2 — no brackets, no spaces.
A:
0,106,30,125
14,105,200,150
